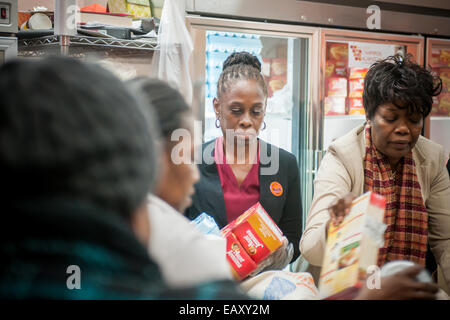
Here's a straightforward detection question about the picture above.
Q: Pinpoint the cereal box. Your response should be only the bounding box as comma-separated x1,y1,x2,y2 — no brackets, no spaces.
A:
223,203,284,264
349,67,368,80
223,230,257,280
348,79,364,98
348,98,365,115
324,97,347,116
326,77,348,97
318,192,387,299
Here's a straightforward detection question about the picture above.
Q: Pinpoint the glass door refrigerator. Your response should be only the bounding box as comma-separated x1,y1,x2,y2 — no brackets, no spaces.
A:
187,16,320,228
318,28,424,156
425,38,450,161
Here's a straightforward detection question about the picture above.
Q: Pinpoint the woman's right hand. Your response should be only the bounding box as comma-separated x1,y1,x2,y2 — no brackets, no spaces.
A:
355,265,439,300
326,193,356,233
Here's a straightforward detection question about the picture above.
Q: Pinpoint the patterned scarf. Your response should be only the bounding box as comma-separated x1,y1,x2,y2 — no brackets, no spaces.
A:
363,124,428,267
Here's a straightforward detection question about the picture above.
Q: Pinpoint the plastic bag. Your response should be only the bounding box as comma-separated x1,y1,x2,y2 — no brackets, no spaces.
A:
240,270,319,300
150,0,193,104
191,212,222,237
248,237,294,277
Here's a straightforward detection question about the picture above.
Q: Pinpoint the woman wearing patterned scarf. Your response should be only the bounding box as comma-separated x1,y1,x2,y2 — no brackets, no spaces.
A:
301,54,450,298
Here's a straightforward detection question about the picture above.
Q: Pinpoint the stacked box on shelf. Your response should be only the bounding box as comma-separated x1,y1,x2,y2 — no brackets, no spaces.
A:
324,42,348,115
431,48,450,116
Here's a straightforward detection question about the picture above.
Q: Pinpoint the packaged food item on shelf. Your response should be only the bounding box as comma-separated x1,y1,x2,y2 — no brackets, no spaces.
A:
349,67,368,80
327,42,349,61
439,68,450,91
431,48,441,66
326,77,348,97
348,98,365,115
440,49,450,66
318,191,387,300
437,92,450,116
326,59,347,78
326,42,349,78
325,97,347,116
348,78,364,98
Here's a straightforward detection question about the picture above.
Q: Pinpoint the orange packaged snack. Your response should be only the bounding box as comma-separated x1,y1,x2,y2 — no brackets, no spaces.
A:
348,79,364,98
222,203,284,264
348,98,365,115
324,97,346,116
326,77,348,97
349,68,368,80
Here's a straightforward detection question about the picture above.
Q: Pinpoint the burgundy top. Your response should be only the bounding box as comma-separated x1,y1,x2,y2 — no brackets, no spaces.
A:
214,137,260,223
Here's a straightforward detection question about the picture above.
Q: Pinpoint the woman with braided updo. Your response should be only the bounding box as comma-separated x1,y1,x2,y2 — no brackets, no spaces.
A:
186,52,302,268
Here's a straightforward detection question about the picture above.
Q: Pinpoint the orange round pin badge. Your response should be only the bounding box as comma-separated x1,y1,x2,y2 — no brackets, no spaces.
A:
270,181,283,197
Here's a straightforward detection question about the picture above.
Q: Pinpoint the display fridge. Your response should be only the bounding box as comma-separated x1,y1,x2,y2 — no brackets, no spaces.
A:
187,16,321,228
318,28,424,154
425,38,450,160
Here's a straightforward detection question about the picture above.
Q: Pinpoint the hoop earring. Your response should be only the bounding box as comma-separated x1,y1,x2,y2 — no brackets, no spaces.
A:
215,118,221,128
262,121,266,131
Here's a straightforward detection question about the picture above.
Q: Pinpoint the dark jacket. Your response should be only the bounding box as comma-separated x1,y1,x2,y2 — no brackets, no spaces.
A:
0,197,249,299
186,139,302,261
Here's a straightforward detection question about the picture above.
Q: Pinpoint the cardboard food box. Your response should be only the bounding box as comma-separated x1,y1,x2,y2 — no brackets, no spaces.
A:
108,0,152,18
222,203,284,264
326,77,348,97
324,97,347,116
349,67,368,80
222,229,257,280
327,42,349,62
348,98,365,115
348,78,364,98
318,191,387,300
325,59,347,78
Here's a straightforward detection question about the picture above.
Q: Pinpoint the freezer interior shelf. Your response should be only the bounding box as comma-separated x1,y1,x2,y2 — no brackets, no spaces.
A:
18,35,158,51
325,115,366,120
430,116,450,120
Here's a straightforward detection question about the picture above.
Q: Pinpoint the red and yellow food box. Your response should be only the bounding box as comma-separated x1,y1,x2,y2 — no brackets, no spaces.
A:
349,78,364,98
318,192,387,299
327,42,349,61
223,203,284,264
440,68,450,91
326,42,349,78
437,92,450,116
325,97,347,116
222,229,257,281
326,77,348,97
326,59,347,78
348,98,365,115
440,49,450,66
349,67,368,80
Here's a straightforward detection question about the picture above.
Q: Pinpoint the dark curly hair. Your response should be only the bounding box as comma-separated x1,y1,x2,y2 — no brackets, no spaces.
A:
363,54,442,119
216,51,268,99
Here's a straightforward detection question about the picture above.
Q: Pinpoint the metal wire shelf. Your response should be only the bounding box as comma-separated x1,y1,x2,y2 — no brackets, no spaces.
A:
19,35,159,51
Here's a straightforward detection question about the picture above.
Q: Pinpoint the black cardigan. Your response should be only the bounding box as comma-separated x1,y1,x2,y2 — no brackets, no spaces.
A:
186,139,302,261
